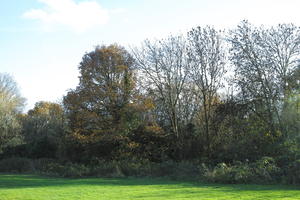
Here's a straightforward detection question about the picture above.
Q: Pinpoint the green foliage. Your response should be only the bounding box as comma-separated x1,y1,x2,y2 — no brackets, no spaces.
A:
128,124,168,162
63,45,146,160
32,158,57,172
286,160,300,184
0,157,33,173
21,101,65,159
42,162,90,178
0,73,25,152
253,157,281,182
202,158,281,184
0,156,294,185
90,160,124,177
1,24,300,185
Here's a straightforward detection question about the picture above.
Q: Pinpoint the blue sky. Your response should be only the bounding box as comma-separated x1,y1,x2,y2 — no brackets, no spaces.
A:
1,0,300,111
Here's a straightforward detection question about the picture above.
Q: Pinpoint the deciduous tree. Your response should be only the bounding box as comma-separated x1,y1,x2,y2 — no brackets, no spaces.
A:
0,73,25,152
63,44,143,159
187,26,226,156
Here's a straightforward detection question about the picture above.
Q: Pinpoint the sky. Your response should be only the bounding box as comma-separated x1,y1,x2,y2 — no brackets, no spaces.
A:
1,0,300,111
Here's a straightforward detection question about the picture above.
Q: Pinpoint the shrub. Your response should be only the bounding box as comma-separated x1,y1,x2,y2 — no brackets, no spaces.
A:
42,162,65,176
89,160,124,177
252,157,281,183
32,158,56,172
63,163,90,177
41,162,90,178
172,161,199,180
90,160,200,179
202,163,253,184
286,159,300,184
203,163,231,183
118,160,147,177
151,160,177,177
229,164,253,183
202,158,282,184
0,157,34,173
0,157,286,183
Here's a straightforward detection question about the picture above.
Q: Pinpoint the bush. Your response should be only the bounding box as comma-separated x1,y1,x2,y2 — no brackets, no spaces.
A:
252,157,281,183
90,160,124,178
203,163,254,184
41,162,90,178
0,157,34,173
118,160,149,177
172,161,199,179
286,159,300,184
0,157,286,183
32,158,57,172
64,163,90,177
202,158,282,184
229,164,253,183
203,163,231,183
151,160,177,177
90,160,199,179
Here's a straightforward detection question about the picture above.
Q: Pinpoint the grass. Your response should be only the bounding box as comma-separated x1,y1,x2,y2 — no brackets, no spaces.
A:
0,174,299,200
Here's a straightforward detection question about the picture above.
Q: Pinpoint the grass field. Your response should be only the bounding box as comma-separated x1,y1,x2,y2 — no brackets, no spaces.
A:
0,174,299,200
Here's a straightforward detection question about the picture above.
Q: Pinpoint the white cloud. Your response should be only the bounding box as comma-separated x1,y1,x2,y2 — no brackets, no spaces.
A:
109,8,126,15
23,0,109,32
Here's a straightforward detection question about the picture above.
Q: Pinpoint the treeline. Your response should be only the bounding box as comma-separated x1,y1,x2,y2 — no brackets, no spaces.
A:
0,21,299,183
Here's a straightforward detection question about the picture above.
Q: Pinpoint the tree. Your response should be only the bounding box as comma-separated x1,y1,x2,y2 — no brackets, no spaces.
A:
22,101,65,158
63,44,142,160
229,21,300,137
133,35,191,138
187,26,226,156
282,67,300,138
0,73,25,152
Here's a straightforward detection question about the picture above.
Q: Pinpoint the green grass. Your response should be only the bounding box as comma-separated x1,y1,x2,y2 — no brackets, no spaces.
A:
0,174,299,200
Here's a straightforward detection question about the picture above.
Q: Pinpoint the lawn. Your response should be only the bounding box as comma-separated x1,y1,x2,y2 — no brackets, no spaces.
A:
0,174,299,200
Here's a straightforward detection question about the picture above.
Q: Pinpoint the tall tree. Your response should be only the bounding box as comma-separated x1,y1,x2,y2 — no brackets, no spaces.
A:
63,44,141,159
22,101,65,158
133,35,191,138
0,73,25,152
229,21,300,137
187,26,226,156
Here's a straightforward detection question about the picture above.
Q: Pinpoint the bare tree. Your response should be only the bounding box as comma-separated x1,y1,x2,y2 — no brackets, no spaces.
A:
187,26,226,155
133,35,191,138
229,21,300,136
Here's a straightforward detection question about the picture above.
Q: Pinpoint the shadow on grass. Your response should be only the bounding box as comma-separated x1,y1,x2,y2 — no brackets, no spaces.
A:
0,174,299,192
